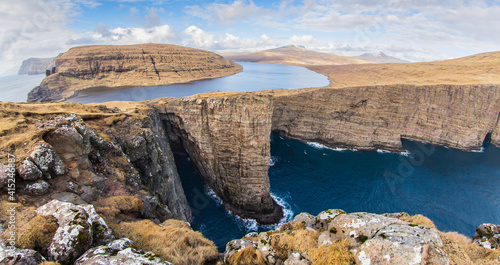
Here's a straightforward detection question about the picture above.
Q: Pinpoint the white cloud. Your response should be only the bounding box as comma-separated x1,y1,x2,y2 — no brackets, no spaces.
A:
0,0,82,75
92,24,177,44
182,26,217,48
185,0,267,25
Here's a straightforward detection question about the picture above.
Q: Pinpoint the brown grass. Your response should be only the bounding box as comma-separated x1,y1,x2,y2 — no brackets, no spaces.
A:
226,245,267,265
1,201,37,241
308,239,355,265
38,262,61,265
116,219,219,265
439,231,500,265
16,215,58,256
398,214,437,229
269,229,319,261
96,195,143,223
308,51,500,88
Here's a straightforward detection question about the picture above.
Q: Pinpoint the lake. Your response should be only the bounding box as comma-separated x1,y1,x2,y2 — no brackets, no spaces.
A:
65,62,330,103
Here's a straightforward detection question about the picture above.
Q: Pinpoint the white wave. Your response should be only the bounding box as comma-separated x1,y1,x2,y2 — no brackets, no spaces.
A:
377,149,410,157
232,192,295,232
306,142,358,152
304,150,307,155
469,147,484,153
269,156,277,167
205,186,223,206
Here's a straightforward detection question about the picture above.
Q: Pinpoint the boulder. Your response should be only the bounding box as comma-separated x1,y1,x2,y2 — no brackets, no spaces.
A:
35,200,114,264
224,239,258,263
284,252,311,265
18,159,42,181
0,164,10,190
353,223,447,265
23,179,50,195
473,223,500,250
74,238,173,265
0,249,45,265
28,143,66,179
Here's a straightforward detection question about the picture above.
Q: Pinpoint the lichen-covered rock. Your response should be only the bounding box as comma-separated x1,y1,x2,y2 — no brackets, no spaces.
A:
45,126,92,162
23,179,50,195
224,239,258,263
284,252,311,265
0,164,10,190
18,159,42,181
0,249,45,265
74,238,173,265
292,213,316,229
257,231,278,264
35,200,114,264
473,223,500,250
354,223,448,265
315,209,346,231
28,143,66,179
328,212,407,247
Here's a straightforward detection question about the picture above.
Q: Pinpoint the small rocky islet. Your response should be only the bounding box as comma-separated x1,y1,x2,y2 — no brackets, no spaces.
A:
1,44,500,264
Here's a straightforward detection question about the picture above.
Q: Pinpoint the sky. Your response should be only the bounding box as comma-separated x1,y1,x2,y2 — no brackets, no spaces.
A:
1,0,500,75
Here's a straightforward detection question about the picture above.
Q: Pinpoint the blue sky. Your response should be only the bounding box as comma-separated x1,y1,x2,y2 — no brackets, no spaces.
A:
1,0,500,75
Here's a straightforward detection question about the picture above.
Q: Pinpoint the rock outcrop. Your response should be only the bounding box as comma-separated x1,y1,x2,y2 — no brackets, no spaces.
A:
0,102,191,222
474,223,500,250
272,85,500,151
18,57,55,75
157,94,283,224
224,210,450,265
27,43,242,102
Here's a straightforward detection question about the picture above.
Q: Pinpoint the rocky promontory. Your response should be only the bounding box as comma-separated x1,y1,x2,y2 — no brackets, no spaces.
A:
18,57,56,75
27,44,242,102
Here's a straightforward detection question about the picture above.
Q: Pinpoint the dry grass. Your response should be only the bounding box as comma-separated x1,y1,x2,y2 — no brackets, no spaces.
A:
398,214,437,229
269,228,319,261
38,262,61,265
308,51,500,88
439,231,500,265
116,219,219,265
308,239,355,265
16,215,58,255
1,200,37,236
226,245,267,265
96,195,143,223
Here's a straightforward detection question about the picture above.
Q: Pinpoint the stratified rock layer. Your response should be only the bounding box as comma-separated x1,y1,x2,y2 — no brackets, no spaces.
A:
158,95,283,224
273,85,500,151
28,43,242,102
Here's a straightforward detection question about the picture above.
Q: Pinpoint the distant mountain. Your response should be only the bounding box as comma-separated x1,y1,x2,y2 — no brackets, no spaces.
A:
223,45,372,66
18,57,56,75
354,52,409,63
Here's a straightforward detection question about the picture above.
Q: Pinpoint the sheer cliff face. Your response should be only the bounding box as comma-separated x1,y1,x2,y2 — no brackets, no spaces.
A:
158,95,283,224
272,85,500,151
27,44,242,102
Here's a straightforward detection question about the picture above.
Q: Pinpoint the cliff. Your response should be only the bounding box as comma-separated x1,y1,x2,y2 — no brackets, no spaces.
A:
0,101,191,222
27,43,242,102
155,94,283,224
272,84,500,151
18,57,55,75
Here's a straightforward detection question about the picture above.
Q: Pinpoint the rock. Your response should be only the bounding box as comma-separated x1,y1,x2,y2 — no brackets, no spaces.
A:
162,95,282,224
317,231,334,247
28,43,242,102
44,126,91,162
18,159,42,181
80,186,98,203
35,200,114,263
0,164,9,190
28,143,67,179
272,84,500,152
284,252,311,265
328,212,407,247
315,209,346,231
18,57,55,75
224,239,258,263
23,179,50,195
51,192,87,205
292,213,317,229
74,238,173,265
473,223,500,250
354,223,448,265
0,249,45,265
257,231,278,264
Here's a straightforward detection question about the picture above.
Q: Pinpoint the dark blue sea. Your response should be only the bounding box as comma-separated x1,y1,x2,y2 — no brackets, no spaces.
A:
176,132,500,251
